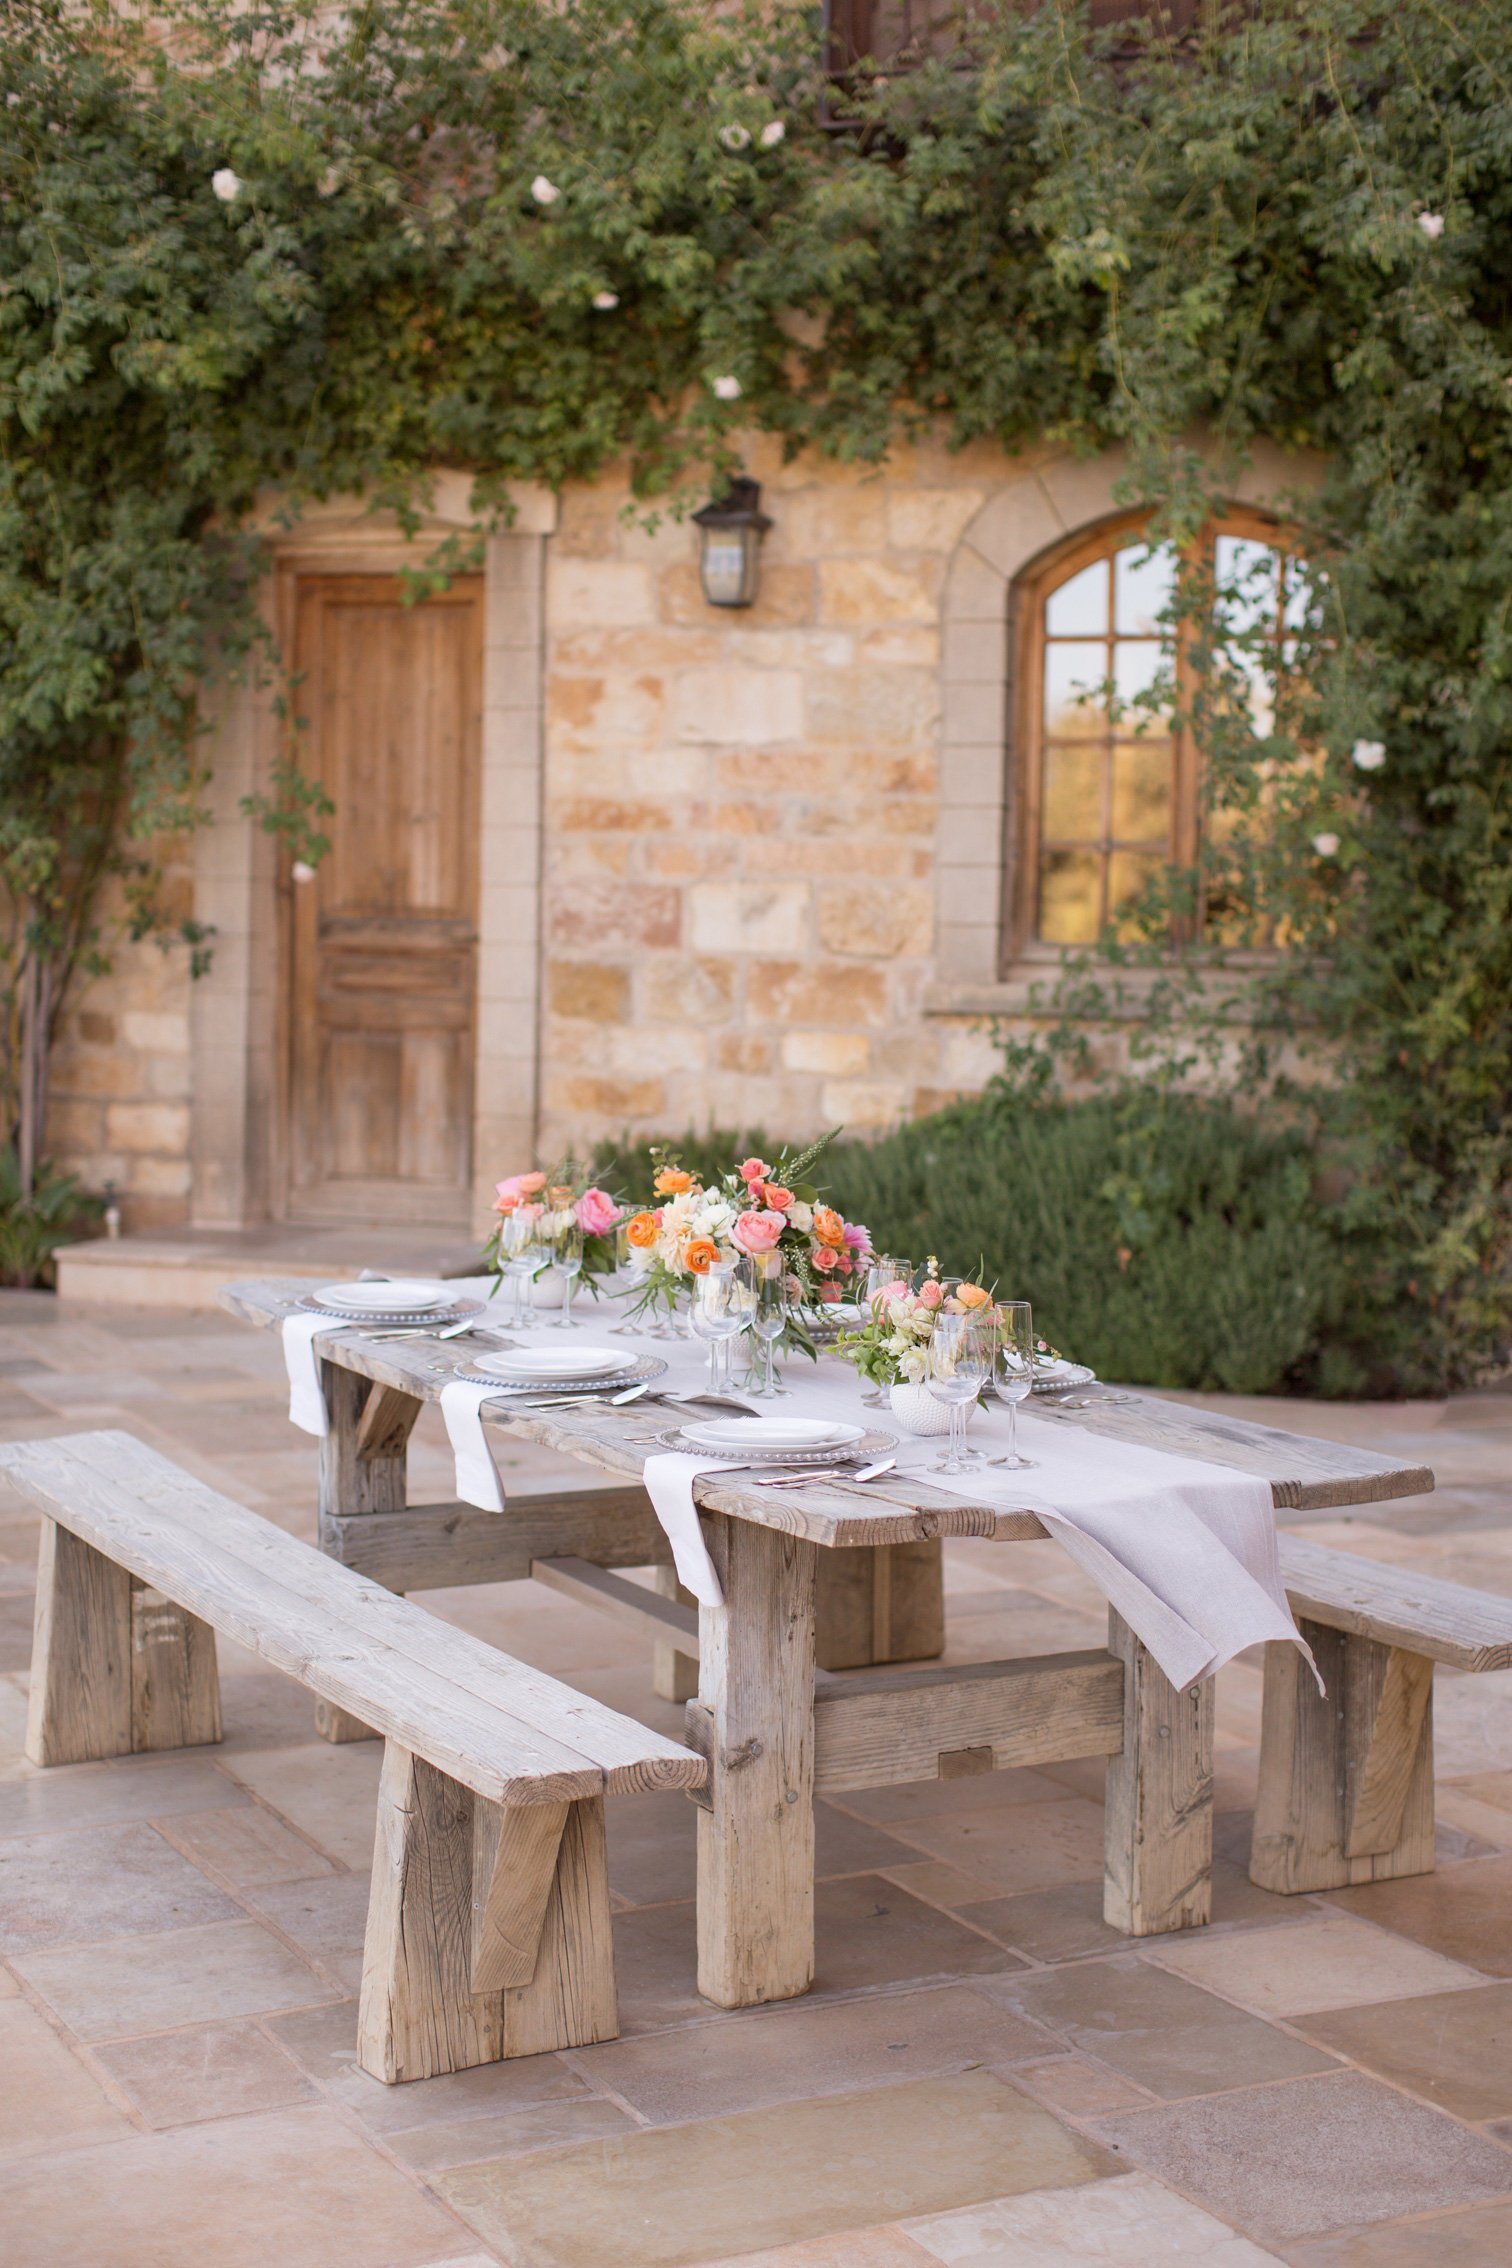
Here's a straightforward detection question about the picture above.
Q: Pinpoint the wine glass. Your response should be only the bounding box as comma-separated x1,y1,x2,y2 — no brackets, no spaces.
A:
987,1299,1037,1469
689,1263,745,1392
925,1309,996,1475
740,1253,789,1399
551,1217,584,1329
611,1221,646,1335
858,1254,911,1408
502,1207,547,1328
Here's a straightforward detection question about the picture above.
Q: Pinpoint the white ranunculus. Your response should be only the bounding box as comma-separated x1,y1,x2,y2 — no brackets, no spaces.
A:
787,1200,813,1232
711,374,743,401
1311,832,1341,858
211,168,242,202
531,174,560,205
719,124,751,151
1417,211,1445,239
591,290,620,310
1351,739,1386,772
760,120,786,148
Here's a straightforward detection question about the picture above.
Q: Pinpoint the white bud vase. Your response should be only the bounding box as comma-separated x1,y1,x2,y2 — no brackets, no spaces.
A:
888,1381,960,1437
529,1268,567,1311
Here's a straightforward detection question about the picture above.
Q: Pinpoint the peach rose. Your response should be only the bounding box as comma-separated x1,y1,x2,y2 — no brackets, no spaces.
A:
654,1167,694,1196
518,1172,547,1195
682,1237,719,1276
625,1210,661,1250
494,1170,547,1211
955,1283,991,1310
731,1209,784,1255
917,1278,944,1309
812,1244,840,1273
574,1186,621,1237
812,1206,845,1249
738,1157,771,1185
758,1183,794,1211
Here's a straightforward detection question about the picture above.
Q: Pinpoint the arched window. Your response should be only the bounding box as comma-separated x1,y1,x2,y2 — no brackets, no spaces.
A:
1013,509,1301,953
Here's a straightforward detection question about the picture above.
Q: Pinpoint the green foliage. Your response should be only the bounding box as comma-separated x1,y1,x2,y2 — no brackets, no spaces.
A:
824,1088,1346,1397
2,0,1510,1375
0,1150,101,1288
590,1128,777,1197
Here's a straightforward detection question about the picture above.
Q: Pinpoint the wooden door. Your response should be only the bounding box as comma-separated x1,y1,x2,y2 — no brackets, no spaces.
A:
284,574,482,1227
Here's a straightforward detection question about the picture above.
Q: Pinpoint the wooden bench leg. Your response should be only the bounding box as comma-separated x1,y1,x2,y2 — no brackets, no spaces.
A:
691,1515,818,2009
815,1539,945,1672
358,1741,617,2082
316,1368,420,1745
27,1520,221,1768
1251,1619,1435,1894
1103,1608,1213,1936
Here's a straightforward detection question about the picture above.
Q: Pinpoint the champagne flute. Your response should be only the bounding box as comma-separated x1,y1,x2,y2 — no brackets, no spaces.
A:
552,1216,584,1329
611,1221,645,1335
925,1309,995,1475
741,1253,789,1399
690,1262,745,1392
987,1299,1037,1469
858,1254,911,1408
502,1207,546,1328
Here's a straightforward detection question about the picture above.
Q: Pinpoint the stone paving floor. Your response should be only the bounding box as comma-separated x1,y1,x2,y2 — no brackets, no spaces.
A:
1,1288,1511,2266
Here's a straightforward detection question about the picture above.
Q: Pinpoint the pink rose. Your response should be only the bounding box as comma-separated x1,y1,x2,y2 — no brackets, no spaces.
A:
574,1186,621,1237
812,1245,840,1273
875,1279,909,1308
731,1208,785,1255
917,1278,944,1309
738,1157,772,1185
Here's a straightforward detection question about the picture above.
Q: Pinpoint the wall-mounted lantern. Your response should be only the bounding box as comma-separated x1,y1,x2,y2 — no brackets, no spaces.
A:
692,477,771,608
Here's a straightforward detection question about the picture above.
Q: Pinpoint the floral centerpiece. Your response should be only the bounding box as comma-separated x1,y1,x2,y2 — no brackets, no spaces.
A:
835,1272,995,1388
619,1134,872,1338
482,1164,623,1297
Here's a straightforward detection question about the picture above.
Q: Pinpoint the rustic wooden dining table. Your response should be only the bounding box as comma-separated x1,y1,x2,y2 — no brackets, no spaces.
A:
221,1277,1434,2011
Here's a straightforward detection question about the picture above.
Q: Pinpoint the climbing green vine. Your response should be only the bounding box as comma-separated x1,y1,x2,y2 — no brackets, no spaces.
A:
2,0,1510,1382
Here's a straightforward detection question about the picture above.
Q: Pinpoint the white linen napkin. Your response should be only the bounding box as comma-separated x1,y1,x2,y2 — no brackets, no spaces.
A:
640,1453,728,1606
440,1379,509,1513
282,1313,335,1438
913,1410,1312,1693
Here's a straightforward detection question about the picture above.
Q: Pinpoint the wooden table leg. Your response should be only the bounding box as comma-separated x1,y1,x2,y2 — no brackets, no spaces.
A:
815,1539,944,1671
315,1365,421,1743
651,1567,698,1702
1103,1607,1213,1935
691,1512,818,2008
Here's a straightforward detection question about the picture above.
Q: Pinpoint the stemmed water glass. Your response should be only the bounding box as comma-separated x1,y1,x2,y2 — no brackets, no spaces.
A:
925,1309,996,1475
739,1253,789,1399
551,1217,584,1329
858,1254,911,1409
987,1298,1037,1469
501,1208,548,1328
610,1221,647,1335
690,1262,746,1393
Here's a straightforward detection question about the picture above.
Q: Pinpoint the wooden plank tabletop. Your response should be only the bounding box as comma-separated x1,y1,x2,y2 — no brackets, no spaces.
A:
220,1279,1434,1547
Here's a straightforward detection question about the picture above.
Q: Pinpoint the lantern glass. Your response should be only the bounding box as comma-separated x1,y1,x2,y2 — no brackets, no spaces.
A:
699,528,759,607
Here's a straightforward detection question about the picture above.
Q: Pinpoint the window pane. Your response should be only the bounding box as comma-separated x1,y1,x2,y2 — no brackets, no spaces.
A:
1214,535,1280,640
1114,541,1176,635
1044,642,1108,738
1108,851,1161,939
1111,740,1174,842
1045,559,1109,638
1042,743,1104,840
1039,850,1103,942
1112,639,1170,730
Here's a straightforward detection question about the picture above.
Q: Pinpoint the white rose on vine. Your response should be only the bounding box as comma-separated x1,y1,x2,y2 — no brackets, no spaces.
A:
1311,832,1341,858
211,169,242,202
1352,739,1386,771
1417,211,1445,239
760,121,786,148
531,175,560,205
711,374,742,400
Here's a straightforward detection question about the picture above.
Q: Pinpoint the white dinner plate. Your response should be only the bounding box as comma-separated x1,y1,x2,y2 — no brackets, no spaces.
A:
475,1347,625,1382
313,1279,449,1312
680,1417,866,1454
1032,1359,1097,1392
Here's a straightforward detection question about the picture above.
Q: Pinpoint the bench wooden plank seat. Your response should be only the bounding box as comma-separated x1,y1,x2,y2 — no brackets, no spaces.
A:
2,1430,706,2082
1253,1536,1512,1896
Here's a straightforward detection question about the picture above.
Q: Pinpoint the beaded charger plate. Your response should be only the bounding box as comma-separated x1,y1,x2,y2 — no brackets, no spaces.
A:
299,1294,486,1327
453,1353,668,1395
1031,1361,1096,1395
651,1425,897,1466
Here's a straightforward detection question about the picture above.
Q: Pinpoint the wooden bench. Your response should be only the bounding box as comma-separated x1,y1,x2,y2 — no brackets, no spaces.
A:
1,1429,706,2083
1252,1535,1512,1894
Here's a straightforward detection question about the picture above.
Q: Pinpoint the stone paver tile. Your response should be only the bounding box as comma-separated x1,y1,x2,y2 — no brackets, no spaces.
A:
1151,1914,1490,2017
242,1870,372,1990
877,1860,1002,1909
217,1669,332,1755
158,1802,336,1888
693,2233,936,2268
880,1797,1107,1894
1097,2071,1512,2244
0,1997,133,2159
1437,1780,1512,1850
1430,1671,1512,1778
572,1981,1053,2125
0,2103,474,2268
222,1742,382,1869
264,2000,594,2136
0,1753,247,1836
610,1900,710,2033
1011,2055,1157,2118
812,1875,1024,1991
904,2170,1281,2264
998,1955,1336,2099
94,2018,315,2126
1287,2198,1512,2266
386,2096,633,2172
605,1790,913,1909
833,1767,1077,1825
957,1859,1293,1965
14,1916,338,2041
0,1821,239,1951
435,2069,1115,2268
1324,1854,1512,1977
1292,1982,1512,2120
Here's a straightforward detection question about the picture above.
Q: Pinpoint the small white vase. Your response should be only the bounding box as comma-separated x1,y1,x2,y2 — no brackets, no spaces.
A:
529,1268,567,1311
888,1381,963,1438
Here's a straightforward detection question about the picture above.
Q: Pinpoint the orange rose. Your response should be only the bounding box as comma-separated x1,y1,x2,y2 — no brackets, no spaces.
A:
625,1210,660,1249
955,1283,991,1310
682,1237,719,1276
654,1167,694,1196
812,1205,845,1249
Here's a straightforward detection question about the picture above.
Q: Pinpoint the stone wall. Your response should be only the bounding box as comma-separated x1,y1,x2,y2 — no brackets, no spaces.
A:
536,433,1012,1157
